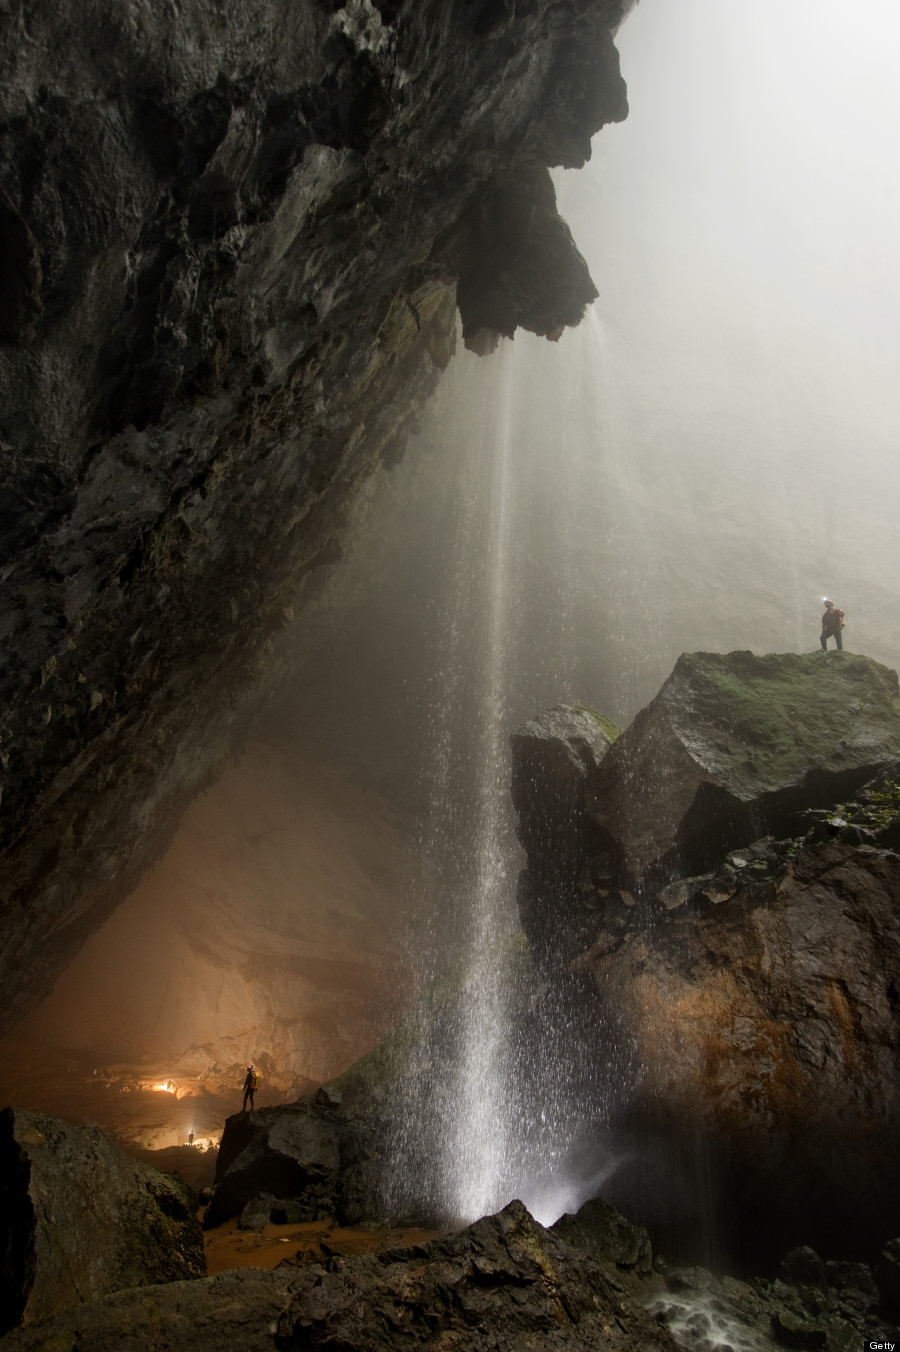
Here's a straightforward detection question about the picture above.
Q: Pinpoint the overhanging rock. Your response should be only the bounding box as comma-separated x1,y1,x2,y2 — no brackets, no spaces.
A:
0,0,631,1031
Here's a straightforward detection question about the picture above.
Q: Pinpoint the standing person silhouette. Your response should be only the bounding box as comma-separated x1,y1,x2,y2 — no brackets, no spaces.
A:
242,1064,260,1113
820,599,845,650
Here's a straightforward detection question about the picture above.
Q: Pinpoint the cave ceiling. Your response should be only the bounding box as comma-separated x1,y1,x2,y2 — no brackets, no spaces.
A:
0,0,630,1029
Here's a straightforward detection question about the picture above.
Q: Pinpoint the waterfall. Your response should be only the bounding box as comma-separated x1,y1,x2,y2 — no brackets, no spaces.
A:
441,341,518,1222
380,316,636,1226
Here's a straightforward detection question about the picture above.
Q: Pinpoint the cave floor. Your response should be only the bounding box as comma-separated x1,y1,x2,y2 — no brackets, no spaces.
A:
203,1218,441,1276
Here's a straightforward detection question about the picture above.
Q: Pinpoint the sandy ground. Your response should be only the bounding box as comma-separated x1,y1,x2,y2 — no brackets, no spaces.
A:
204,1217,440,1275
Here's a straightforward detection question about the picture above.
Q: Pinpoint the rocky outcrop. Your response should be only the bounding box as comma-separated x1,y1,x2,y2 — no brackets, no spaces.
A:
0,1107,203,1336
551,1195,652,1284
586,650,900,889
202,1097,381,1238
511,703,619,968
513,655,900,1264
593,826,900,1259
0,1200,680,1352
0,0,629,1031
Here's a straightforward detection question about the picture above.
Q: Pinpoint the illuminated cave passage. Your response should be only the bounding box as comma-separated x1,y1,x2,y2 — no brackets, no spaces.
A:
2,739,415,1148
4,0,900,1344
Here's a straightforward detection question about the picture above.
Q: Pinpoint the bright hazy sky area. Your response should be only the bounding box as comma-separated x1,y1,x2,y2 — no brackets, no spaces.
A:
546,0,900,690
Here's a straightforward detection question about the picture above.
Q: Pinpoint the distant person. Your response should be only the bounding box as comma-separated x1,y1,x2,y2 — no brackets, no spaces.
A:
188,1130,195,1147
820,599,845,651
242,1063,260,1113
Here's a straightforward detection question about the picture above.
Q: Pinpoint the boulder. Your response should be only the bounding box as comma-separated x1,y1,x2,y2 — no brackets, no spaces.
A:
874,1238,900,1311
238,1192,278,1232
0,1107,203,1336
0,1201,680,1352
782,1247,828,1290
551,1195,652,1281
204,1100,350,1229
511,704,620,849
511,703,620,966
825,1261,877,1298
585,651,900,888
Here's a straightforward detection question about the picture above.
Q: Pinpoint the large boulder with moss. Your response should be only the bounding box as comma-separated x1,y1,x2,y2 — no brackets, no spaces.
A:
586,651,900,889
0,1107,203,1336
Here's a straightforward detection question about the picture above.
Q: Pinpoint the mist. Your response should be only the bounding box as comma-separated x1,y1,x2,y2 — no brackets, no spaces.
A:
10,0,900,1186
290,0,900,752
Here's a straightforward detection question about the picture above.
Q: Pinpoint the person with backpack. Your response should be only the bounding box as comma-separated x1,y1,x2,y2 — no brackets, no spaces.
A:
820,599,845,650
242,1063,260,1112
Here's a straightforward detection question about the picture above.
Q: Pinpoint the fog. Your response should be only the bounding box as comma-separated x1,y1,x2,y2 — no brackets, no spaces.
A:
554,0,900,682
288,0,900,761
11,0,900,1175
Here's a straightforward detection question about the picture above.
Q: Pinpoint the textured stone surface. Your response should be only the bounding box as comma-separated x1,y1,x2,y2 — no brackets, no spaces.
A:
511,703,619,968
0,1107,203,1336
0,0,629,1032
648,1258,892,1352
587,824,900,1259
0,1201,681,1352
204,1098,358,1229
512,662,900,1263
551,1195,652,1282
585,650,900,888
874,1238,900,1311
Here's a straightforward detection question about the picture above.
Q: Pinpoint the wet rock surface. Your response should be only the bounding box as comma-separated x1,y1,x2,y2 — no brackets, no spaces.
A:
1,1200,681,1352
0,0,629,1032
204,1095,380,1230
0,1106,203,1336
585,650,900,888
650,1243,900,1352
511,702,620,968
551,1194,653,1284
591,818,900,1259
513,655,900,1265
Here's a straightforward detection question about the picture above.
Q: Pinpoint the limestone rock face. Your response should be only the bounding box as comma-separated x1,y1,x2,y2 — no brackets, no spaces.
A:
511,703,619,967
586,651,900,888
0,1107,203,1336
0,0,629,1031
0,1201,680,1352
512,657,900,1261
590,829,900,1256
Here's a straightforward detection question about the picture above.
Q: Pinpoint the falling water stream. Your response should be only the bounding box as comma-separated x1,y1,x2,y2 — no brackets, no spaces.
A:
384,318,640,1227
232,0,900,1249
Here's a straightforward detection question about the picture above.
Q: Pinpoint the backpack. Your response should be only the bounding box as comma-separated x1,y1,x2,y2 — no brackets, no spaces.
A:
250,1069,261,1090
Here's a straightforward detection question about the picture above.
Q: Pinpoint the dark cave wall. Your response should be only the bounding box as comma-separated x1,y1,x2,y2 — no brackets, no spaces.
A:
0,0,629,1030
